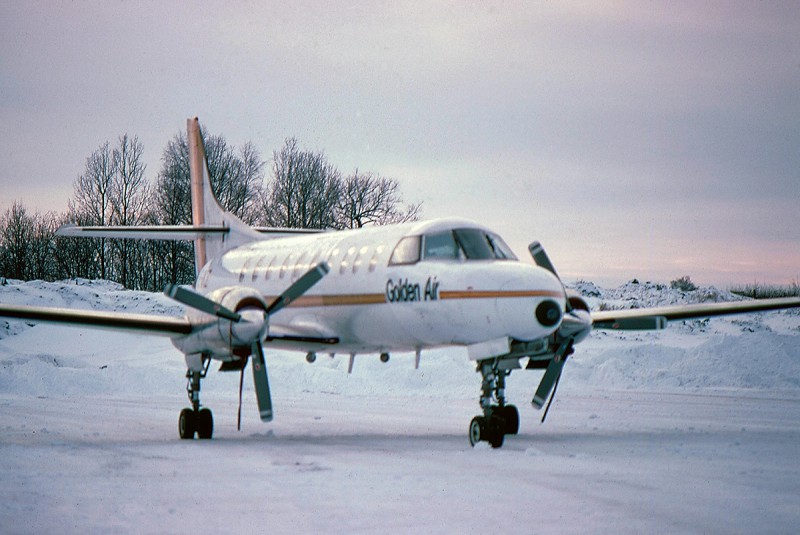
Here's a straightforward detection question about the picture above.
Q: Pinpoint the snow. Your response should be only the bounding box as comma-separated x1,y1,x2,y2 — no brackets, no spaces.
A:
1,279,800,533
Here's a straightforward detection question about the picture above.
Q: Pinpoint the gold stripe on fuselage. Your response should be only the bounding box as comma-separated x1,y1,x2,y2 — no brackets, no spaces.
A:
439,290,564,300
263,289,563,308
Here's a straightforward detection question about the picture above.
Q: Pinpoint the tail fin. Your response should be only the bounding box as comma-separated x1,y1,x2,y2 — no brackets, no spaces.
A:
56,117,265,279
187,117,261,276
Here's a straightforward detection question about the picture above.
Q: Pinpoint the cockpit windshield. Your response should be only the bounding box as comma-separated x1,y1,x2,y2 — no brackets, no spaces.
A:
423,230,460,259
388,228,517,265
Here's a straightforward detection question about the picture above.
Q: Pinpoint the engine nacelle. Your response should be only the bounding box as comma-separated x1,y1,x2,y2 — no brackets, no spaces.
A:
556,291,593,344
173,287,269,358
566,292,590,313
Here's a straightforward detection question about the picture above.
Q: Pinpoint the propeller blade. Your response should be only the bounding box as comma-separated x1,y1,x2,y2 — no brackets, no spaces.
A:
164,284,241,322
532,357,566,409
265,261,330,315
531,340,573,409
251,341,273,422
541,368,563,423
528,241,560,279
529,241,572,313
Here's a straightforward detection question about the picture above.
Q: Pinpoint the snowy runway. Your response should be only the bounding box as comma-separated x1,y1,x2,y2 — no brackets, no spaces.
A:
2,390,799,534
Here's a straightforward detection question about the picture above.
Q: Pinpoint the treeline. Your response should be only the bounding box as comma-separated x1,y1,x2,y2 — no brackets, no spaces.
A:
0,126,421,291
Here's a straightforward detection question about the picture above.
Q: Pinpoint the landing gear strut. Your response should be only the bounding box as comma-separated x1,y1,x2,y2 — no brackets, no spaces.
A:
469,359,520,448
179,356,213,439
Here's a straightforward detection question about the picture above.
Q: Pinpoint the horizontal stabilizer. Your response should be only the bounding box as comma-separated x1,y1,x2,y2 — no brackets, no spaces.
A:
253,226,325,236
56,224,324,241
0,303,191,335
56,224,229,241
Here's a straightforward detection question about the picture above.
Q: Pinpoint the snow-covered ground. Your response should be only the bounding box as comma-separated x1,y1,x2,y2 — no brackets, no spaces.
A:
1,279,799,534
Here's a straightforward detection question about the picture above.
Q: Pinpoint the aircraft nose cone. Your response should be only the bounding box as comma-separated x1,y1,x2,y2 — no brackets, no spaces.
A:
495,264,565,340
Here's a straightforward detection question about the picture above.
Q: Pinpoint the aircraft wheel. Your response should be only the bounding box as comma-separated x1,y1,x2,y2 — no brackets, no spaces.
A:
469,416,505,448
469,416,485,447
179,408,196,439
197,408,214,439
487,417,505,449
499,405,520,435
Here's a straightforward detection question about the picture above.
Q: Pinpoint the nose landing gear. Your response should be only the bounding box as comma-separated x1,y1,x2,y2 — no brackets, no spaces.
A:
179,356,213,439
469,359,520,448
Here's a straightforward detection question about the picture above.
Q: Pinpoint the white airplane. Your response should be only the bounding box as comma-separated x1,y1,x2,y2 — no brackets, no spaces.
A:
2,117,799,448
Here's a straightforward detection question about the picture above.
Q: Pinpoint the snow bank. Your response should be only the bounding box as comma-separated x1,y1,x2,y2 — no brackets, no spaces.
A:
1,279,798,400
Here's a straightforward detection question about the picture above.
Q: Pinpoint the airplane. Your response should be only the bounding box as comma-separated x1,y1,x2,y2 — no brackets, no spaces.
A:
2,117,799,448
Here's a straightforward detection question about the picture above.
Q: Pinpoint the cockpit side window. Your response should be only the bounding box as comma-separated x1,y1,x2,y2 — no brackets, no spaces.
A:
422,230,460,260
453,229,494,260
388,236,421,265
452,228,517,260
487,233,517,260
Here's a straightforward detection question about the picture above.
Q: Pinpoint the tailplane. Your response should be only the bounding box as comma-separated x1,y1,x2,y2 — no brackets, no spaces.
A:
56,117,323,277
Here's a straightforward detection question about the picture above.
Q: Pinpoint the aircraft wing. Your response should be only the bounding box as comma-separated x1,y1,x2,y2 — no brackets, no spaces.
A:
266,324,340,345
0,303,192,336
591,296,800,330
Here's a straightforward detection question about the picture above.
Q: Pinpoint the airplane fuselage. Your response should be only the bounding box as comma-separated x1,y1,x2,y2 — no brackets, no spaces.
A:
189,218,566,357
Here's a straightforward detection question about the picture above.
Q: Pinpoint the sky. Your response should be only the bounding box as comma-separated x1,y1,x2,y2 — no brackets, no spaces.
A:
1,1,798,286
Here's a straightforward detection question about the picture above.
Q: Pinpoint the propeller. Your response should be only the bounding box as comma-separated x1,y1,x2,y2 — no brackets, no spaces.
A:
166,261,329,425
165,284,241,321
528,242,580,420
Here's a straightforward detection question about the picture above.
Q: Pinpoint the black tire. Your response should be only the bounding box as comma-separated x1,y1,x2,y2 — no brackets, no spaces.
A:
487,417,505,448
469,416,485,447
196,407,214,439
499,405,520,435
179,408,196,439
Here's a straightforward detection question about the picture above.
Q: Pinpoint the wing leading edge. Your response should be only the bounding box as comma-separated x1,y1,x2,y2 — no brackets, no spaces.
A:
0,304,192,335
592,296,800,330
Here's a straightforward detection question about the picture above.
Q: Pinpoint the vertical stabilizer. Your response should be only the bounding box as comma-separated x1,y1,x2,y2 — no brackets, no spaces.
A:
187,117,261,276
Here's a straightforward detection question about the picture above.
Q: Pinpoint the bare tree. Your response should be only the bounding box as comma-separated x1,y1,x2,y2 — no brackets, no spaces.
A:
53,207,97,280
151,131,194,287
27,211,58,280
72,141,115,279
336,170,422,229
0,201,34,279
263,138,341,229
204,135,265,225
109,134,149,287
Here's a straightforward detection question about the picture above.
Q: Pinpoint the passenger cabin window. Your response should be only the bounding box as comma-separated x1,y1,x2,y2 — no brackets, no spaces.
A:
369,244,386,272
388,236,421,265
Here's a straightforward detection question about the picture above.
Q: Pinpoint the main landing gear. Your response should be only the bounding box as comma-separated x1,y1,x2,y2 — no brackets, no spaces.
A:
179,357,214,439
469,359,520,448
